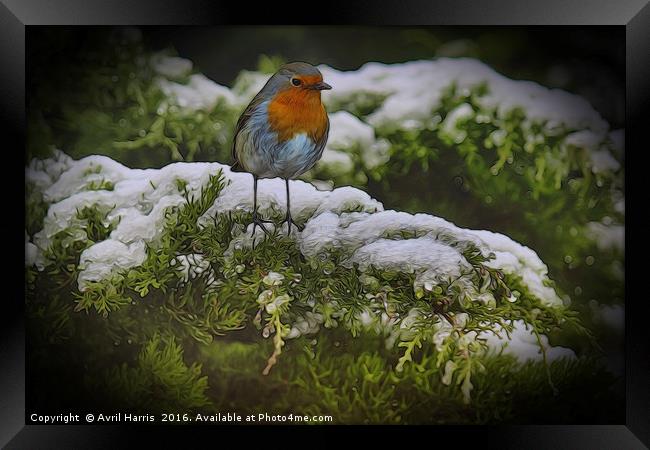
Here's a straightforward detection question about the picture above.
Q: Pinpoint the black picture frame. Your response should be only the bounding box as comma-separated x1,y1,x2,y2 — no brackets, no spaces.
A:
3,0,648,447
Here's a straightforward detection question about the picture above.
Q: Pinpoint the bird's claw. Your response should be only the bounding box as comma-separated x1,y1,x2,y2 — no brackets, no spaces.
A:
251,214,274,238
285,215,304,235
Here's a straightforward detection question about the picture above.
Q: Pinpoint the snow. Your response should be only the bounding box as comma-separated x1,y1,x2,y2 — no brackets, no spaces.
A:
150,53,193,79
481,320,576,363
25,231,38,268
351,237,467,277
298,210,561,307
316,59,620,177
152,56,620,180
319,148,354,174
440,103,474,142
174,253,213,283
157,74,237,111
564,130,621,173
231,70,269,102
586,222,624,252
564,130,603,149
42,154,132,203
589,301,624,333
286,311,322,339
470,229,559,306
199,174,382,229
78,240,147,287
26,153,570,364
324,111,390,170
28,54,619,365
25,149,75,192
262,271,285,286
28,154,226,290
399,309,574,363
319,58,609,134
589,149,621,173
26,152,560,370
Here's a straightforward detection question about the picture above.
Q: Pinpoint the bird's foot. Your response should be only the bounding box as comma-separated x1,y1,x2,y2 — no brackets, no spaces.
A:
284,215,305,236
251,214,274,238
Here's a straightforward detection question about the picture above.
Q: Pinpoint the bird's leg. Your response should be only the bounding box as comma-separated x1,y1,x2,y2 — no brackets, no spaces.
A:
251,175,272,237
285,178,304,235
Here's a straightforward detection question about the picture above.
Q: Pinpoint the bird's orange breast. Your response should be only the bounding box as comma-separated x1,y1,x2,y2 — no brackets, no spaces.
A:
267,87,328,143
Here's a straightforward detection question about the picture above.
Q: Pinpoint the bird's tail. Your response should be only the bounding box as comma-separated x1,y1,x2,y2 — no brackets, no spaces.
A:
230,160,244,172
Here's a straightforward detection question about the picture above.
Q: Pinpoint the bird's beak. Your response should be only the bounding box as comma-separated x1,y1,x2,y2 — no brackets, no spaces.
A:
311,81,332,90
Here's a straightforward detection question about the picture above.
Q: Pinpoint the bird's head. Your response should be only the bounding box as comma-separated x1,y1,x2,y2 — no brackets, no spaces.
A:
264,62,332,98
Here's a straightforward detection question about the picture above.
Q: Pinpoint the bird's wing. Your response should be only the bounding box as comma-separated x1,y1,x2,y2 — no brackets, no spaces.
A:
231,92,268,171
314,114,330,155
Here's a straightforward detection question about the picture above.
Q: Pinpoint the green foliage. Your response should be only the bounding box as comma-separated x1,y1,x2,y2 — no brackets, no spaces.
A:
25,160,618,421
198,336,618,424
94,333,211,413
256,54,286,74
27,29,236,167
328,91,389,118
315,82,623,326
27,36,623,317
111,98,236,164
25,39,622,423
74,275,132,317
25,183,48,237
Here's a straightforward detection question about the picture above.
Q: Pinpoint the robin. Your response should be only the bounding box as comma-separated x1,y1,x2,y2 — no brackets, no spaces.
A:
231,62,332,236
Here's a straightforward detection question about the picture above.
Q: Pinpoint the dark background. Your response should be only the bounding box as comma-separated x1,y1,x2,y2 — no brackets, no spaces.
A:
28,26,625,130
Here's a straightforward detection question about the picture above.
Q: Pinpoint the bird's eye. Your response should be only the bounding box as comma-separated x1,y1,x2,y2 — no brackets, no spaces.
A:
291,78,302,86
